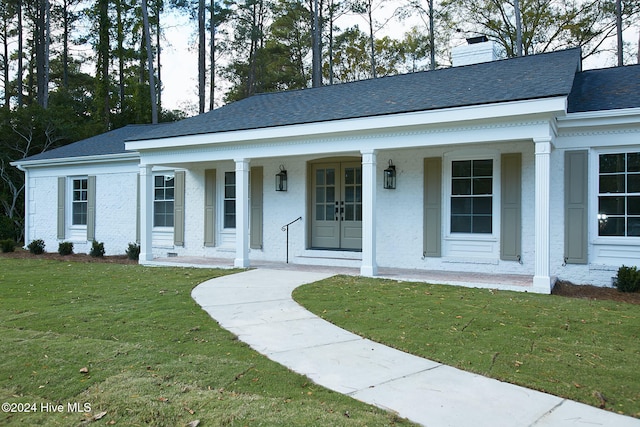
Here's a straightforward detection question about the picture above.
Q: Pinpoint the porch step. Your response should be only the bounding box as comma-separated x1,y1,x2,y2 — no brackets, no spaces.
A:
294,250,362,268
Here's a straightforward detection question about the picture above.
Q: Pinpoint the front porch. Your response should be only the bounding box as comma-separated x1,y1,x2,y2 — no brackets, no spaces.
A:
143,256,537,293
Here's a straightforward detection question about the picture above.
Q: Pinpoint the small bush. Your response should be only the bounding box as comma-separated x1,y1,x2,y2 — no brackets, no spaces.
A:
58,241,74,256
1,239,16,253
126,242,140,260
27,239,45,255
614,265,640,293
90,241,105,257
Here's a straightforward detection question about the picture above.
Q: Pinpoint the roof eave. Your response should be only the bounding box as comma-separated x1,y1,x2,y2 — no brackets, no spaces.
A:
11,152,140,169
127,96,569,152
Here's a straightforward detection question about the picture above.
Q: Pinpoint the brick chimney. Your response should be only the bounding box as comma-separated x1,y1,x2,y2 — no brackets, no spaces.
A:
451,36,501,67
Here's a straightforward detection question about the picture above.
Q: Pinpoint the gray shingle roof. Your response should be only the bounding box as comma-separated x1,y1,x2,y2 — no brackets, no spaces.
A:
567,63,640,113
17,124,170,163
24,47,639,165
131,48,582,141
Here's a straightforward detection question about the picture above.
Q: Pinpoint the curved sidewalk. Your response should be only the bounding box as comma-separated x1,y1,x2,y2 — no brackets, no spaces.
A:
191,268,640,427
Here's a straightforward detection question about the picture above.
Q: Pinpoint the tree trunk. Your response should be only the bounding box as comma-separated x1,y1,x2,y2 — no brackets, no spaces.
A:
312,0,322,87
428,0,435,70
62,0,69,88
155,0,161,112
116,0,125,113
17,0,23,106
367,0,376,78
2,12,9,108
198,0,205,113
209,0,215,111
141,0,158,123
616,0,623,66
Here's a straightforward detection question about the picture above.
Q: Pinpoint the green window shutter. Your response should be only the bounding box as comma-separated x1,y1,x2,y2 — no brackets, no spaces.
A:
250,166,263,249
174,171,186,246
500,153,522,261
423,157,442,257
564,150,588,264
87,176,97,241
57,177,66,239
204,169,216,247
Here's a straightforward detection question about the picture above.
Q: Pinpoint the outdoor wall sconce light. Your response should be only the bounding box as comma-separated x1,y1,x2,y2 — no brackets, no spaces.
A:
275,165,288,191
383,160,396,189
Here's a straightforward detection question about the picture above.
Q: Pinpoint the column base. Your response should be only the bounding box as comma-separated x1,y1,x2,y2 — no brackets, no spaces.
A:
532,275,553,294
234,258,250,268
360,264,378,277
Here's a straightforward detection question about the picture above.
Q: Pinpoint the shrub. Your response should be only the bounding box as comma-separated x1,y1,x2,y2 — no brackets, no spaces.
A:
126,242,140,260
27,239,45,255
1,239,16,253
90,241,105,257
58,241,74,256
614,265,640,293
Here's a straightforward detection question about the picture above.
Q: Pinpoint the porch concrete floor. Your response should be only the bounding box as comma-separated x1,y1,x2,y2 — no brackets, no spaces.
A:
144,256,535,292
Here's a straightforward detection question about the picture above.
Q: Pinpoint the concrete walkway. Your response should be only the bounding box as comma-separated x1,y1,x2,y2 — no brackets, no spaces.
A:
191,268,640,427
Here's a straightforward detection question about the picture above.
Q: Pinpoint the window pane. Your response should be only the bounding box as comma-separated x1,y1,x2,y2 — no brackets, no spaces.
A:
599,217,625,236
316,169,325,185
628,153,640,172
326,186,335,203
356,204,362,221
315,204,325,220
451,215,471,233
155,176,164,187
600,154,625,173
345,186,354,202
628,218,640,236
225,172,235,185
473,178,492,195
473,216,492,233
473,197,492,215
473,159,493,177
628,197,640,215
599,175,625,193
224,200,236,228
72,202,87,225
599,197,625,215
345,205,354,221
628,174,640,193
452,179,471,195
355,168,362,185
452,160,471,177
316,187,325,203
451,198,471,214
326,169,335,186
326,205,334,221
225,184,235,199
355,186,361,203
345,168,355,185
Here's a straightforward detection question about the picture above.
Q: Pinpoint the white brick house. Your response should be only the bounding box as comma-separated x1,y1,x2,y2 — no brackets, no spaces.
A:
13,46,640,293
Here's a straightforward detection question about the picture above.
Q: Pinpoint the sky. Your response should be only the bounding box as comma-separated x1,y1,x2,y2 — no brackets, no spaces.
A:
159,8,640,114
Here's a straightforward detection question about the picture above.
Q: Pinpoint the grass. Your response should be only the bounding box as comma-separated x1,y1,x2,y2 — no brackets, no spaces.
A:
293,275,640,419
0,259,414,426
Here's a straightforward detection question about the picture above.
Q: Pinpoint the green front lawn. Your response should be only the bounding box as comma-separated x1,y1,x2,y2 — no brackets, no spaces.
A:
0,259,413,426
293,275,640,418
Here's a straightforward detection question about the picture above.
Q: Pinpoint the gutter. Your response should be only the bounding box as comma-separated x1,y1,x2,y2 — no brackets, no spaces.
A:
11,152,140,169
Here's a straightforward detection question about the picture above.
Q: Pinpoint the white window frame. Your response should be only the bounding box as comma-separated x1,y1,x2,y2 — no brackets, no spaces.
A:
153,172,175,230
223,171,236,229
443,150,500,259
66,176,88,242
591,147,640,246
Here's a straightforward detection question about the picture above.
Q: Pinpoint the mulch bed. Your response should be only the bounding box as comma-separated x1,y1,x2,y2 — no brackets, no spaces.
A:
2,250,639,305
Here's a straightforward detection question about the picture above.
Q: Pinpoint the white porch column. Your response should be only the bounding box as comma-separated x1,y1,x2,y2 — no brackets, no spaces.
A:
235,158,250,268
139,164,154,262
533,138,553,292
361,149,378,276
